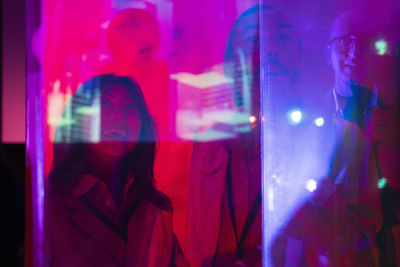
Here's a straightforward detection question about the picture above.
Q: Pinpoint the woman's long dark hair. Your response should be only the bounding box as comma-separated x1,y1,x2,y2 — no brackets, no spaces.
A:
48,74,171,210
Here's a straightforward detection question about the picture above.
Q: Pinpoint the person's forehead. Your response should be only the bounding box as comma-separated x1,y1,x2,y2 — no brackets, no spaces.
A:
103,84,132,98
235,9,293,35
329,12,372,40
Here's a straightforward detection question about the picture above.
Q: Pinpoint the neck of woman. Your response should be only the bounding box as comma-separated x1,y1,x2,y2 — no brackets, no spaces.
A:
86,151,129,208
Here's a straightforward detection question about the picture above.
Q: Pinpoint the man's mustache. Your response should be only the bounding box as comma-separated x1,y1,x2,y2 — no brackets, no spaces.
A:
253,60,290,77
263,59,290,76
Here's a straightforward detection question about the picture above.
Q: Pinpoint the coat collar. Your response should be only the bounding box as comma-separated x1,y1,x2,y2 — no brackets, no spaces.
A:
72,173,135,205
69,172,137,265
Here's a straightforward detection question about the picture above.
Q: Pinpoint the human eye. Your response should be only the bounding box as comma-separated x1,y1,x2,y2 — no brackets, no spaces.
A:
330,38,346,52
125,102,137,110
101,98,111,106
335,38,344,47
278,33,294,44
246,35,259,45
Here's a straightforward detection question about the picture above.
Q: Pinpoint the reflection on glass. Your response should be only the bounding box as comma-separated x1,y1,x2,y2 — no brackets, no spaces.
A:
271,9,400,267
186,4,303,266
24,0,400,266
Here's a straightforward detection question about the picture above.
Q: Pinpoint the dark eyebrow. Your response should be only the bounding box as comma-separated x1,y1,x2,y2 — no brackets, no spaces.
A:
277,23,294,31
102,92,113,98
241,25,259,36
240,23,294,37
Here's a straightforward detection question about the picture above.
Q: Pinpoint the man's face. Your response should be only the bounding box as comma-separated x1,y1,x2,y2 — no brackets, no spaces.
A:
328,14,373,90
231,9,301,113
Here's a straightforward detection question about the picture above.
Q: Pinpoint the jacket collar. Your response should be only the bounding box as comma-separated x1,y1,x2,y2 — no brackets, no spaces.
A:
72,172,135,200
333,83,378,117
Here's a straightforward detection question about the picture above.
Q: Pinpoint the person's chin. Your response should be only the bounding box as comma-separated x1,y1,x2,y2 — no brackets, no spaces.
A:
101,142,133,158
264,74,292,87
343,74,370,88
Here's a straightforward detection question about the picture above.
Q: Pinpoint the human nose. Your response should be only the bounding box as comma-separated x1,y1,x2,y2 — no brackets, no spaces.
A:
261,31,280,62
265,42,279,62
110,108,125,121
347,42,357,59
266,50,279,62
347,41,364,61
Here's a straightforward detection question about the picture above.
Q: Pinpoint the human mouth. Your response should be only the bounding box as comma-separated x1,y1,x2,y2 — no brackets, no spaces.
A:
102,127,129,140
264,62,289,76
344,63,356,68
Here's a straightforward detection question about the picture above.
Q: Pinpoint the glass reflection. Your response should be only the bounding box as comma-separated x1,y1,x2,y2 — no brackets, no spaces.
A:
23,0,400,266
271,9,400,267
186,4,303,266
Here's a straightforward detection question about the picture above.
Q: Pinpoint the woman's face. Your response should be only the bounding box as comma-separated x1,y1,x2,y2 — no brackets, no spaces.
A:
90,83,142,159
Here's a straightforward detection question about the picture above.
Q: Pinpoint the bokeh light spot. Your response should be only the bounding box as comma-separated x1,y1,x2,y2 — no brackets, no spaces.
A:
315,117,325,127
378,177,387,189
305,179,317,192
375,39,387,56
288,110,302,125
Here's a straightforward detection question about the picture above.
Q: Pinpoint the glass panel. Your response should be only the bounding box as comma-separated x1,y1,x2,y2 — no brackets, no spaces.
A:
263,1,400,266
26,0,400,266
26,0,260,266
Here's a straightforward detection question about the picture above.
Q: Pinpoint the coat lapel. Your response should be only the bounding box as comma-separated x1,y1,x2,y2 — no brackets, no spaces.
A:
72,204,126,265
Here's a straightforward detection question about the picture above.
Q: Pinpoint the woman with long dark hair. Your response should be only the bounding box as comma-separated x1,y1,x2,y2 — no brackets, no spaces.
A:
46,74,184,266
